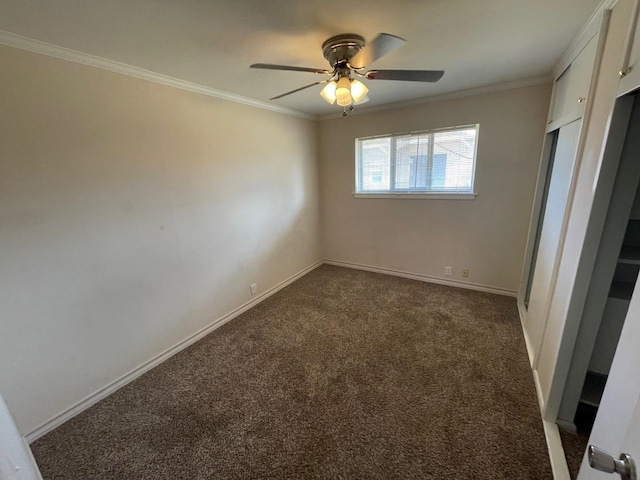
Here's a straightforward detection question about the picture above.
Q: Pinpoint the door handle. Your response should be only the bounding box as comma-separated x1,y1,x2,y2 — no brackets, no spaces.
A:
588,445,637,480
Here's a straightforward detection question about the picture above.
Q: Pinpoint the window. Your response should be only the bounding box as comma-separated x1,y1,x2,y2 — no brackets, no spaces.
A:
355,125,478,197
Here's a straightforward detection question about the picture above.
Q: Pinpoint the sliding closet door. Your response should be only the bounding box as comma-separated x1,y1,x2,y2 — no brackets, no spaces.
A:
524,118,582,358
524,132,559,308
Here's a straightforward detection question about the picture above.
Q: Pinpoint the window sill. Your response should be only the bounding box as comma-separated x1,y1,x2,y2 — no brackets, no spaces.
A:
353,192,478,200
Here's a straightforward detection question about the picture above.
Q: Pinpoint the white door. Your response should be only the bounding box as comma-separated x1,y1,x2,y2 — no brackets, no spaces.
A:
525,119,582,358
577,281,640,479
0,389,43,480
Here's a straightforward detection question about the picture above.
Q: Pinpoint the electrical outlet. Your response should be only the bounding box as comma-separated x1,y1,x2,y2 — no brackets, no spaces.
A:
250,283,257,295
445,266,452,276
462,268,469,278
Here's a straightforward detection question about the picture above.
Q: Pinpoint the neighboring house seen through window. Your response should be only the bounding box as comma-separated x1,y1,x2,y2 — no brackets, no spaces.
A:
355,125,478,196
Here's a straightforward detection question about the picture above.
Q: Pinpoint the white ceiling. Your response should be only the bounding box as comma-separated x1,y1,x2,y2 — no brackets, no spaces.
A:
0,0,602,117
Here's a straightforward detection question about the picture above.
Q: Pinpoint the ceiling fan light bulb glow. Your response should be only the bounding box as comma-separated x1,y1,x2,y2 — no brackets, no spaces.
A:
320,82,337,104
335,77,352,106
350,79,369,103
335,91,352,106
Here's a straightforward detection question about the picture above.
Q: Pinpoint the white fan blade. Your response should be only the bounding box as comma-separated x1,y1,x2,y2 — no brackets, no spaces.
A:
269,80,329,100
350,33,406,69
251,64,331,74
365,70,444,82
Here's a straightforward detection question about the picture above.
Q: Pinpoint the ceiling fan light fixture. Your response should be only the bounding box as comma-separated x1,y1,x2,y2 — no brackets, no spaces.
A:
350,79,369,103
320,81,337,104
252,32,444,113
335,77,353,106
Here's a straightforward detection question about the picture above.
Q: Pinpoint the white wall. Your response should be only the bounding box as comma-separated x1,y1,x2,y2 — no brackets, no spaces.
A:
319,84,551,293
0,44,321,435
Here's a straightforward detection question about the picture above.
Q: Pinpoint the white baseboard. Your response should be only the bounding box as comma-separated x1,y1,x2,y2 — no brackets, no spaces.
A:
24,260,323,443
323,259,518,297
556,418,577,433
518,302,536,367
533,369,546,414
543,420,572,480
518,299,571,480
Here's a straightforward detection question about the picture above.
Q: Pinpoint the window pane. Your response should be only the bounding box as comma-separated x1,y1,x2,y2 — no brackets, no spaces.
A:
432,128,476,191
431,153,447,188
360,137,391,191
356,125,477,194
395,134,429,190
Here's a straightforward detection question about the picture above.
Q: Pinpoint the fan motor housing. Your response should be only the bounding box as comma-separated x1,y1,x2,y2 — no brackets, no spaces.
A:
322,34,365,67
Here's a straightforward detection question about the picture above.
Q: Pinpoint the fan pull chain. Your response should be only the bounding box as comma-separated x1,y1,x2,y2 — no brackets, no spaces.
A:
342,105,356,117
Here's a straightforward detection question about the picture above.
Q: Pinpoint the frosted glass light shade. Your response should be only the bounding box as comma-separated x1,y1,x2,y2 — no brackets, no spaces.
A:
320,82,337,104
335,77,352,106
350,79,369,103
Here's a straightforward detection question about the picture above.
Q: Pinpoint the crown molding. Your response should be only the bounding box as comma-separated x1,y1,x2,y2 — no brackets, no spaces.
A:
0,30,316,121
551,0,616,79
318,76,552,121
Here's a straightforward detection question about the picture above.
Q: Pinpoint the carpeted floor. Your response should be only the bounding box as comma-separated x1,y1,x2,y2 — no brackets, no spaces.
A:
31,265,553,479
559,428,589,479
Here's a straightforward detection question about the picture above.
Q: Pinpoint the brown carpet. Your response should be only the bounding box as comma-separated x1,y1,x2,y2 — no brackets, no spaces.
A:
559,429,589,479
31,265,552,479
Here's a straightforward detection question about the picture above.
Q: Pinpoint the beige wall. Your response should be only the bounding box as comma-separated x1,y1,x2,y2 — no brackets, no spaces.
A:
0,45,321,434
319,84,551,293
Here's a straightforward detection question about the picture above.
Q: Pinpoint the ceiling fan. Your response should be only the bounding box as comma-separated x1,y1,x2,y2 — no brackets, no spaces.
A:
250,33,444,115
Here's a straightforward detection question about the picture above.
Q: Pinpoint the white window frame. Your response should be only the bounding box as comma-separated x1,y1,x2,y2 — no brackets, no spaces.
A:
354,124,479,200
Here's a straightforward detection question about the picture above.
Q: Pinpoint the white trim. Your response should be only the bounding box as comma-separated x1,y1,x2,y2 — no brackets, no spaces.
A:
519,286,572,480
323,259,517,297
356,123,479,140
353,192,477,200
546,105,586,133
318,76,551,121
533,369,546,414
542,420,573,480
0,30,315,121
518,301,536,367
24,260,323,443
552,0,615,80
556,418,577,433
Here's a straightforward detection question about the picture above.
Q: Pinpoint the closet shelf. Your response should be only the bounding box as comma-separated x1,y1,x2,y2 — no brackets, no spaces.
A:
619,245,640,264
